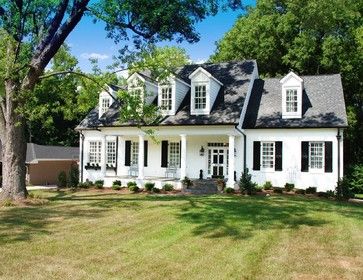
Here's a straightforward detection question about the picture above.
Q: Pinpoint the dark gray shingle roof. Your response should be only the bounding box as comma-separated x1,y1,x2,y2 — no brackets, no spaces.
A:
77,60,256,129
0,142,79,163
243,74,348,128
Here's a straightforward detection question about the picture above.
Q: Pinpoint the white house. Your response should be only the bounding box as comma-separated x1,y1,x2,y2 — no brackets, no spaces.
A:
76,61,347,191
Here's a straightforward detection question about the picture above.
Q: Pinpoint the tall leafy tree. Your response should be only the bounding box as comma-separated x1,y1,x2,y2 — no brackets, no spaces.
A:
211,0,363,167
0,0,242,200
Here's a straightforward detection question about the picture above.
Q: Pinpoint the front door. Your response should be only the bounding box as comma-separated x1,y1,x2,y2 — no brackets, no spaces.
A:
211,148,225,178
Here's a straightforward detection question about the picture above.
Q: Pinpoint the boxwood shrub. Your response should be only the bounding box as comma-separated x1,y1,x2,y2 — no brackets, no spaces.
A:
144,182,155,191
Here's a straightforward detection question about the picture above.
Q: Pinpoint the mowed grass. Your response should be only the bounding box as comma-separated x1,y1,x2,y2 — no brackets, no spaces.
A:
0,190,362,280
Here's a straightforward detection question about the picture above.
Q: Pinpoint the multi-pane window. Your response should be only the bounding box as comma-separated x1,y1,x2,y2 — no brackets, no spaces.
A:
106,141,116,165
131,142,139,166
101,98,110,115
130,88,143,99
286,89,298,112
168,142,180,167
261,142,275,169
89,141,101,164
161,87,172,111
194,84,207,110
310,142,324,169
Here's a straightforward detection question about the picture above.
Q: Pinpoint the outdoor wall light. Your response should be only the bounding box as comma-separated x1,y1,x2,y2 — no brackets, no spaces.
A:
199,146,205,156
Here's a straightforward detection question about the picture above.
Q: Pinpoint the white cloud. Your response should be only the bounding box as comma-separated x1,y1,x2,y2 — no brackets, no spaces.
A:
193,58,207,64
80,52,109,60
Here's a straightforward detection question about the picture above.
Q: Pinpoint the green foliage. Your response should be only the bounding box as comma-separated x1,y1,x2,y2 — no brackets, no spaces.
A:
78,182,91,189
306,187,317,194
336,178,354,200
273,187,284,194
94,180,104,189
239,169,257,195
128,185,140,193
263,181,273,190
162,184,174,191
127,181,137,188
225,187,235,194
57,171,67,188
112,185,122,190
255,185,263,192
294,189,306,195
284,183,295,192
144,182,155,191
346,164,363,194
113,180,122,186
181,177,193,188
152,187,160,193
68,164,79,188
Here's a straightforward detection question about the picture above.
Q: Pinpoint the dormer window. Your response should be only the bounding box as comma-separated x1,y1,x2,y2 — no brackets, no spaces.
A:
161,86,172,111
194,84,207,110
280,71,303,119
101,98,111,115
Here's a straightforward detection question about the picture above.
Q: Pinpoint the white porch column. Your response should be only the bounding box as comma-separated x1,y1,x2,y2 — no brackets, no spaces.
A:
180,134,187,179
138,134,144,180
101,135,107,177
227,135,235,188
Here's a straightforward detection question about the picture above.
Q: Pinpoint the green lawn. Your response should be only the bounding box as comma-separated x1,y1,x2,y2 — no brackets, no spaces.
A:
0,190,362,280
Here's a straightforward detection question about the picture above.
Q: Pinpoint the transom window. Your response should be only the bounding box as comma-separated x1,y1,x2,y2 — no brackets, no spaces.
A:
161,87,172,111
169,142,180,167
261,142,275,169
194,84,207,110
89,141,102,164
106,141,116,165
131,142,139,166
310,142,324,170
286,89,298,112
101,98,110,115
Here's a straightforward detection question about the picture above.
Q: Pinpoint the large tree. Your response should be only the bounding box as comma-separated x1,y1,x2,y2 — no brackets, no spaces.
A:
0,0,242,200
211,0,363,167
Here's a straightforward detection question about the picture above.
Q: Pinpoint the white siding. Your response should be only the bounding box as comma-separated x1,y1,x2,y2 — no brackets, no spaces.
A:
174,80,189,112
209,79,221,110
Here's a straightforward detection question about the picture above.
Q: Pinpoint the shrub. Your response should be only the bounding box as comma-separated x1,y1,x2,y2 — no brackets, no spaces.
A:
306,187,317,194
113,180,122,186
127,181,137,188
181,177,193,188
57,171,67,188
112,185,122,190
68,164,79,188
336,178,354,200
326,190,335,197
263,181,273,190
284,183,295,192
225,187,235,194
94,180,104,189
294,188,305,195
239,169,257,195
341,164,363,195
144,182,155,191
162,184,174,191
273,187,283,194
129,185,139,192
255,185,263,192
152,187,160,193
78,182,89,189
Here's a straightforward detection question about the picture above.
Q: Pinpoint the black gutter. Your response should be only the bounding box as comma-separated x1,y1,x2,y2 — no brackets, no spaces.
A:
80,131,85,183
336,128,341,182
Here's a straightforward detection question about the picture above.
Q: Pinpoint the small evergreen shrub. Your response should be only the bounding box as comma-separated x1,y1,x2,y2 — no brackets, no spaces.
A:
317,191,330,198
306,187,317,194
57,171,67,188
239,169,257,195
255,185,263,192
129,185,139,192
112,185,122,190
78,182,90,189
335,178,353,200
347,164,363,194
68,164,79,188
144,182,155,191
94,180,104,189
113,180,122,186
294,188,305,195
284,183,295,192
127,181,137,188
273,187,283,194
263,181,273,190
152,187,160,193
225,187,235,194
162,184,174,191
181,177,193,188
326,190,335,197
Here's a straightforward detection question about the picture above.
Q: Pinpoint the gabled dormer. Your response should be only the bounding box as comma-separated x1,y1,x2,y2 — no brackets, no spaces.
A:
98,85,118,118
127,72,158,104
280,71,303,119
188,67,223,115
157,75,190,116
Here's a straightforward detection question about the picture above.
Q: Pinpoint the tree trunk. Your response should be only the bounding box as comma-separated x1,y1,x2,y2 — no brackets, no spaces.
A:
0,82,27,200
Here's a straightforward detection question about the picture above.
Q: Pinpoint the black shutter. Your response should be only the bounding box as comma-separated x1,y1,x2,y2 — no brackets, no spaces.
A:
253,141,260,170
125,140,131,166
301,142,309,172
275,141,283,171
161,141,168,167
325,141,333,173
144,141,148,167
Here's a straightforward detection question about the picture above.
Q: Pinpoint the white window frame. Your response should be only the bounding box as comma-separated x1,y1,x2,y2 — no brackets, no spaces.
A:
89,141,102,164
286,88,298,113
160,86,173,112
168,142,180,168
194,84,207,110
309,142,324,172
131,141,139,166
106,140,116,166
100,97,111,115
261,142,275,171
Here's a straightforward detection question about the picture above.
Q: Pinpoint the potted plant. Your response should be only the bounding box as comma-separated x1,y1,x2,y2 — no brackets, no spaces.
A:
181,176,193,190
216,178,225,192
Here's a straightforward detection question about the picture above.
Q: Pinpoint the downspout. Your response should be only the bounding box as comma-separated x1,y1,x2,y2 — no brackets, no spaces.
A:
235,126,247,172
80,131,85,183
336,128,341,182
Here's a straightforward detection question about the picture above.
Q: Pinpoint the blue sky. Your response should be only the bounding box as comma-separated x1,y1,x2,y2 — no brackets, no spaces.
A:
67,1,256,72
